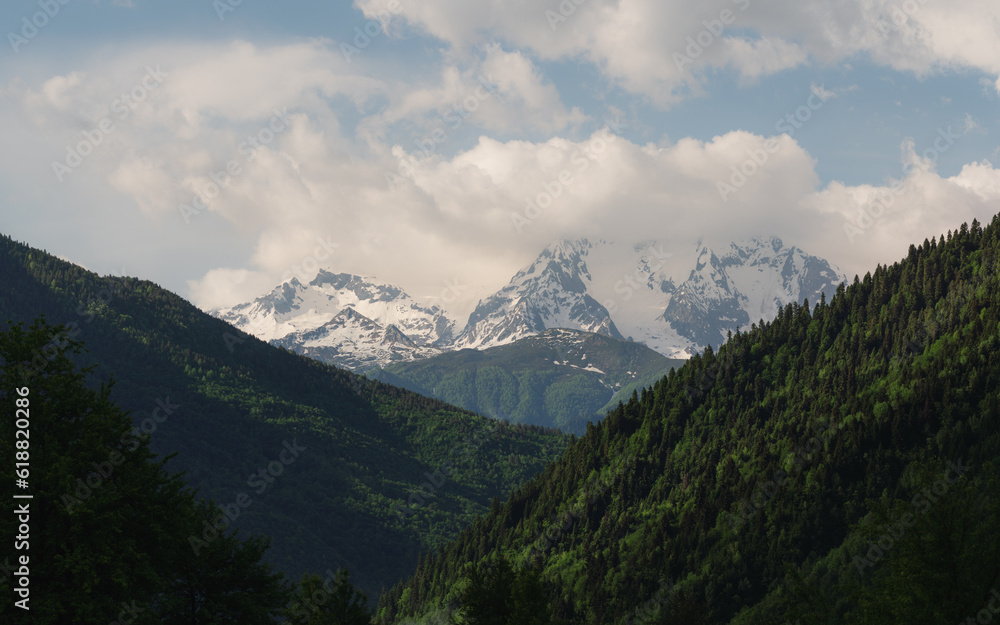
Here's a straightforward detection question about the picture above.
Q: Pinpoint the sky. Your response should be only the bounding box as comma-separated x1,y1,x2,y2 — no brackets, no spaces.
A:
0,0,998,322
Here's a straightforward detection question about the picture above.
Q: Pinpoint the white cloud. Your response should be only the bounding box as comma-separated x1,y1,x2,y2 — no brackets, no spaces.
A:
357,42,587,148
805,157,1000,269
477,44,589,132
721,36,808,85
358,0,1000,104
5,32,998,322
174,119,1000,317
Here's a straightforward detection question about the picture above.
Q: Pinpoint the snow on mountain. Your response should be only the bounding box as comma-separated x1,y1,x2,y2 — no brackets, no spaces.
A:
453,239,624,349
581,239,693,358
461,236,845,357
662,237,845,349
212,237,845,371
271,307,442,372
211,270,456,370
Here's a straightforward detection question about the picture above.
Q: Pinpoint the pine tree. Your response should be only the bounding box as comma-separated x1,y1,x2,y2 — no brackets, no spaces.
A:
282,570,373,625
0,318,291,624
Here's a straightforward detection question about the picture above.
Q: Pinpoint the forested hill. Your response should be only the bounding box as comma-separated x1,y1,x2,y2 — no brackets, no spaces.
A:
378,217,1000,625
374,328,686,434
0,232,570,599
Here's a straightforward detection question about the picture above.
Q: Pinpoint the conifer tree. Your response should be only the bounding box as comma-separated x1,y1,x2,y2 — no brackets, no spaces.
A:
0,318,291,624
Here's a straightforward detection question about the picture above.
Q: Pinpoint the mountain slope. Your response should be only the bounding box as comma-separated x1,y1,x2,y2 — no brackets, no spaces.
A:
454,241,625,349
663,237,844,349
0,233,570,600
273,306,442,371
212,270,456,370
376,218,1000,624
461,237,844,358
372,328,686,434
216,237,845,371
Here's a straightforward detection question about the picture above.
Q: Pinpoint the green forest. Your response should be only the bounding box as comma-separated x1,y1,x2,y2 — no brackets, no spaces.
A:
0,231,570,603
377,217,1000,624
2,215,1000,623
373,329,684,434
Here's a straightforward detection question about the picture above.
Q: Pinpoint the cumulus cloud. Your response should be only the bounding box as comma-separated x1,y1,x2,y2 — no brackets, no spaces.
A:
358,0,1000,104
4,28,997,321
358,42,587,149
186,121,1000,318
805,158,1000,273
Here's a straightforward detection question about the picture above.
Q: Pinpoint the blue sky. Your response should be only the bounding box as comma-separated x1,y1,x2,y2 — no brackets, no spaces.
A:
0,0,998,318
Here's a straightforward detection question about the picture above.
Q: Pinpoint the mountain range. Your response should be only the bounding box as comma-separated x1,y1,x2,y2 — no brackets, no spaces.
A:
3,216,998,625
377,218,1000,625
212,236,846,370
0,232,569,600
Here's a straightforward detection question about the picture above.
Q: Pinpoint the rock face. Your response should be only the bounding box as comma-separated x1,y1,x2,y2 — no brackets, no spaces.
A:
661,237,844,350
211,270,455,370
212,237,845,370
454,240,625,350
457,236,843,357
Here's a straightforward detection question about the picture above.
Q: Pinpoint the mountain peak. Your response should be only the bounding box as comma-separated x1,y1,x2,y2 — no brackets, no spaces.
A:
217,235,844,368
455,238,619,349
212,269,457,367
663,237,845,349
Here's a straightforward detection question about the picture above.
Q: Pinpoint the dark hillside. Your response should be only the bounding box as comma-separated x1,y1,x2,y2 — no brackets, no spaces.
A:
0,233,570,598
379,217,1000,625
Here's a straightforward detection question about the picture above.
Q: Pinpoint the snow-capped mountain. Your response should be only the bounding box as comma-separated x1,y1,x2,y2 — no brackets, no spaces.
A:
212,237,845,371
271,307,441,372
459,236,844,357
662,238,844,349
453,240,624,349
211,270,456,369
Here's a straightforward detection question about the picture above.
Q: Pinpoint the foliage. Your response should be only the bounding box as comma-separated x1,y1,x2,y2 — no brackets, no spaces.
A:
378,218,1000,624
0,318,290,624
282,569,374,625
377,332,683,434
451,555,553,625
0,232,570,599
